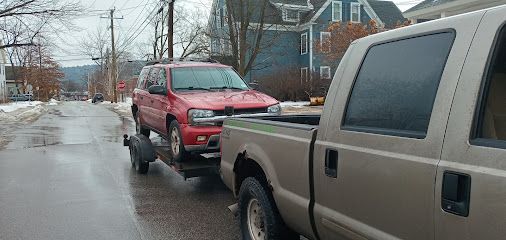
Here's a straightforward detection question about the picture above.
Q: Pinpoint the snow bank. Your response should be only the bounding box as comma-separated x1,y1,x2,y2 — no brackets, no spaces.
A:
0,102,46,122
48,99,59,106
0,101,43,113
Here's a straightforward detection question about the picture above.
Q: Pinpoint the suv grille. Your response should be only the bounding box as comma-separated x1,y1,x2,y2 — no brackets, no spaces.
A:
214,107,267,116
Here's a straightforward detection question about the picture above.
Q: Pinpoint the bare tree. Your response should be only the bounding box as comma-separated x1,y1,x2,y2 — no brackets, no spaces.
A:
144,5,209,60
0,0,82,49
208,0,291,77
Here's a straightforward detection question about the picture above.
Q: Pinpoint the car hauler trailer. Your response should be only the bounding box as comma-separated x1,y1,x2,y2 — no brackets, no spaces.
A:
123,134,220,179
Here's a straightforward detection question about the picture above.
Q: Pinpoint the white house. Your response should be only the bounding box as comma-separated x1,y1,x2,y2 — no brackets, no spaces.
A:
404,0,506,23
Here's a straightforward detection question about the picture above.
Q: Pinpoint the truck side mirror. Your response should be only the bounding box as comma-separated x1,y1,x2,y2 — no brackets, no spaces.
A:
148,85,167,95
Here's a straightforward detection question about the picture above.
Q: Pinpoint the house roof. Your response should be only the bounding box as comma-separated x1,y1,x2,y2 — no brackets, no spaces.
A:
404,0,456,13
218,0,405,28
301,0,327,23
367,0,407,28
270,0,309,6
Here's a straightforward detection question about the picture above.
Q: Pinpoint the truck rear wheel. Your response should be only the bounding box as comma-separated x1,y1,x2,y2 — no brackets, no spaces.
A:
238,177,298,240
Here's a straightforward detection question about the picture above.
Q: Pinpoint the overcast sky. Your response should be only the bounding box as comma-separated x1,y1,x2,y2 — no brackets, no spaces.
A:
56,0,420,67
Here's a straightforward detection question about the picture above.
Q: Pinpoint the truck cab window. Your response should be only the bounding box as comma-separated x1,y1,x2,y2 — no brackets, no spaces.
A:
476,26,506,142
343,32,455,138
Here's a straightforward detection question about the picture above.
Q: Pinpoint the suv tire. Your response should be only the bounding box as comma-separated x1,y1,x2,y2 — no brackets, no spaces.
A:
168,120,187,162
135,113,150,138
239,177,298,240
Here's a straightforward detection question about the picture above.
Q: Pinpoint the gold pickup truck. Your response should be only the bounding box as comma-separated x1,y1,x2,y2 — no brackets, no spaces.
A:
220,5,506,240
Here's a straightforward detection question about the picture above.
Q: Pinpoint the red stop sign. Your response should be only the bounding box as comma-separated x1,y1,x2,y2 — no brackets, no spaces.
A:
117,80,126,90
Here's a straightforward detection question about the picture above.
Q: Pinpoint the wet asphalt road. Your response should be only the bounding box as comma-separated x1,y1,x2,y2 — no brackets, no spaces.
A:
0,102,240,240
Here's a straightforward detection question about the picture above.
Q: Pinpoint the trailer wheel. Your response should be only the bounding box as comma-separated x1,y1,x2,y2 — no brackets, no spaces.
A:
129,134,154,174
238,177,298,240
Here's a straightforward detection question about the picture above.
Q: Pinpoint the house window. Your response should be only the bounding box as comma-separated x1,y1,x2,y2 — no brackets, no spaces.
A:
300,32,308,55
332,1,342,22
301,67,309,83
320,66,331,79
351,2,361,23
283,9,299,22
320,32,331,52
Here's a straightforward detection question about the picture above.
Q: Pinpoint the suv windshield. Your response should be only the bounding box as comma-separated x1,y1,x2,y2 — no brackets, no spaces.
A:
171,67,250,91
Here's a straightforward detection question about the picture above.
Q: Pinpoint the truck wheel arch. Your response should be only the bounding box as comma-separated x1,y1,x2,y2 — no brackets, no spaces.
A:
233,152,270,196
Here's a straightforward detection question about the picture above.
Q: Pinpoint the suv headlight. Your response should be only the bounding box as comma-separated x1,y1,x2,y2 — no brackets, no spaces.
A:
267,104,281,114
188,109,215,125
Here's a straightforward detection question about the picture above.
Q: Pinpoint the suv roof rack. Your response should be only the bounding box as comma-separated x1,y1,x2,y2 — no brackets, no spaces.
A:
145,57,220,66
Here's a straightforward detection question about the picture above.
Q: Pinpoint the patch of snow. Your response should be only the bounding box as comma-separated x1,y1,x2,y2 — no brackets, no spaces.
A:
113,101,132,115
0,101,43,113
0,103,46,122
48,99,59,105
280,101,310,108
86,99,92,103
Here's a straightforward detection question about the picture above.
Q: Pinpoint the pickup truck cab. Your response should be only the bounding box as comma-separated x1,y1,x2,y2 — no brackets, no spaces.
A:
132,59,280,162
221,5,506,240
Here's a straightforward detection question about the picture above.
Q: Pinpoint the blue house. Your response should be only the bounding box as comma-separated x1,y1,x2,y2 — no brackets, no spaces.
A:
208,0,405,82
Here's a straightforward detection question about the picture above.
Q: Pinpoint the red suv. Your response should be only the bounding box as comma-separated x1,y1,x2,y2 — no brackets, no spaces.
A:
132,59,280,162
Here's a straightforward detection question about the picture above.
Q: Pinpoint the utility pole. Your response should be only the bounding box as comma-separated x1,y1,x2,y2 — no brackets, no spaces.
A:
101,8,123,103
168,0,174,59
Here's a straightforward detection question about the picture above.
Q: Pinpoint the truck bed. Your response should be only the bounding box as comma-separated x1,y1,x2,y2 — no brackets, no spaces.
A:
221,114,319,237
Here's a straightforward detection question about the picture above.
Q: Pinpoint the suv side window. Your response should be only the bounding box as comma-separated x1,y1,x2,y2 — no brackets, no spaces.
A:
146,68,160,89
343,32,455,138
137,68,150,89
473,25,506,145
158,68,167,87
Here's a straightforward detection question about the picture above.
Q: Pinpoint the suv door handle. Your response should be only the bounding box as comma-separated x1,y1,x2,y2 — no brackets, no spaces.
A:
150,100,154,104
140,96,144,100
442,171,471,217
325,149,338,178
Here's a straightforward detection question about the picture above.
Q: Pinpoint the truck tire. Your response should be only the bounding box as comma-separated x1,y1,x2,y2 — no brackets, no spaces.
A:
135,113,150,138
168,120,187,162
238,177,298,240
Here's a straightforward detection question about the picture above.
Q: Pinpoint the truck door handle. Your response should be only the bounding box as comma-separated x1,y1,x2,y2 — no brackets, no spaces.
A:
325,149,338,178
442,171,471,217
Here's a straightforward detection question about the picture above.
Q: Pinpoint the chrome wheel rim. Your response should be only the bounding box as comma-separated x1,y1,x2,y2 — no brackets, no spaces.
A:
247,198,265,240
171,127,180,156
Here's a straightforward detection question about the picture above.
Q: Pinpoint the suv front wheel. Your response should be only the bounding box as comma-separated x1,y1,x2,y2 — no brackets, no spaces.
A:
168,120,187,162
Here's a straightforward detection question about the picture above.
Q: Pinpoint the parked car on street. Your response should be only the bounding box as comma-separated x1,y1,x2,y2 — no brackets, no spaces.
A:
132,58,280,162
221,6,506,240
92,93,104,103
9,94,29,102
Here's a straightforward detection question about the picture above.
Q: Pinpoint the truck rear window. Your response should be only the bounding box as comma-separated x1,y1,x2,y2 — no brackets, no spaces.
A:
171,67,250,91
343,32,455,138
